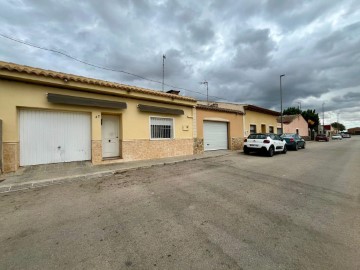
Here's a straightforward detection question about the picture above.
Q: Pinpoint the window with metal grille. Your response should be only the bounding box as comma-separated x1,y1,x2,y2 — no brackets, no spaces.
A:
269,126,274,133
250,124,257,134
150,117,173,139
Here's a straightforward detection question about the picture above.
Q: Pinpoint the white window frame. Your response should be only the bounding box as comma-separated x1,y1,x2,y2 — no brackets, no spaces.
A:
149,116,174,140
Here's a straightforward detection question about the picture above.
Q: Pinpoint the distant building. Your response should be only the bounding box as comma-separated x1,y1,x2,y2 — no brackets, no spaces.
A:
348,127,360,135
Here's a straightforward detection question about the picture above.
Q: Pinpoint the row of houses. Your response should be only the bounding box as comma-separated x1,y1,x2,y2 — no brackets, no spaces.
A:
0,61,307,173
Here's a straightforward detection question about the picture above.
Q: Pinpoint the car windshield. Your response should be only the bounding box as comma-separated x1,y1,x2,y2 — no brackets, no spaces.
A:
281,134,295,138
248,134,267,139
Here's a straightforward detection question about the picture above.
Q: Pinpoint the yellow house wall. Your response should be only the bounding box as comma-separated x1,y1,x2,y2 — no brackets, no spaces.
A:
196,109,243,138
0,80,193,142
0,79,195,172
244,110,278,136
195,109,244,151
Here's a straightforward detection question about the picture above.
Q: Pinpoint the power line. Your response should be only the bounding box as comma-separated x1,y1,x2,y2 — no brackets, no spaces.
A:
0,33,227,100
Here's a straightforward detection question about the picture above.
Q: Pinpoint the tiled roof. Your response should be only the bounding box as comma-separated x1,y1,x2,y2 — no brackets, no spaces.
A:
244,104,280,116
0,61,196,102
196,104,244,114
277,114,300,123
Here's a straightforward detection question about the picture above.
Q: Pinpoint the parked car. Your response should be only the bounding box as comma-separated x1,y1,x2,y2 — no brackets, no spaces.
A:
315,134,329,142
341,132,351,138
280,133,306,150
243,133,287,157
332,134,342,140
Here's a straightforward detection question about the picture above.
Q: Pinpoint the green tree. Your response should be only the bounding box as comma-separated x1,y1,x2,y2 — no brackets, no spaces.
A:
301,109,320,131
283,106,302,115
331,122,345,131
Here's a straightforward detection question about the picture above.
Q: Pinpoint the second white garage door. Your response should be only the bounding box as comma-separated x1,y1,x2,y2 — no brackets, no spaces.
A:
203,121,228,151
19,110,91,166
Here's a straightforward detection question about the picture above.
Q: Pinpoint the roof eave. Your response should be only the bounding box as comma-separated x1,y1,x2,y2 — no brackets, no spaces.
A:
0,61,196,106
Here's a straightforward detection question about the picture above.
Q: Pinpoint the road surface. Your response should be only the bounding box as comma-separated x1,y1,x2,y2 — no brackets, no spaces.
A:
1,137,359,269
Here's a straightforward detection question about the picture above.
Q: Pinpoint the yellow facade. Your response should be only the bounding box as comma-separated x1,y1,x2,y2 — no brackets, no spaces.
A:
198,101,280,137
244,110,278,136
195,107,244,152
0,63,196,172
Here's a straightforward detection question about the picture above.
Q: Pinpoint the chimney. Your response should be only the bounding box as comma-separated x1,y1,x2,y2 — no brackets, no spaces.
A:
166,90,180,95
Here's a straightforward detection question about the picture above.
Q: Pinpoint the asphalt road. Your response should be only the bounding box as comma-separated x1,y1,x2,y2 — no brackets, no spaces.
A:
1,137,359,270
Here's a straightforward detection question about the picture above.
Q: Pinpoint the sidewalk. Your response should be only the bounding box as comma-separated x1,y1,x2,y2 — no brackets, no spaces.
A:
0,150,234,193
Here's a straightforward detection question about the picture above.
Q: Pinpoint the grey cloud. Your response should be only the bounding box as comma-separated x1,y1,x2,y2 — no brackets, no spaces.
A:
209,0,263,22
186,19,215,45
315,22,360,54
344,92,360,99
263,0,339,32
232,28,275,69
0,0,359,127
332,92,360,105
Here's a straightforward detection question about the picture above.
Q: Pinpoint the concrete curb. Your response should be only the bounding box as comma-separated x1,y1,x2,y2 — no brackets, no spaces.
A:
0,153,229,194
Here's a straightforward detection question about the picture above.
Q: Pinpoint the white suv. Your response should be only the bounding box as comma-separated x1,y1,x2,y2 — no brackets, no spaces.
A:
243,133,287,157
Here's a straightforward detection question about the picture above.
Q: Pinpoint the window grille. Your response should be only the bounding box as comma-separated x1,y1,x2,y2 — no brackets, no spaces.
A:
150,117,173,139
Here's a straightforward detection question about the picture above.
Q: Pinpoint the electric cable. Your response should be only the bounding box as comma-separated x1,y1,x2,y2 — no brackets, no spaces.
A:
0,33,227,101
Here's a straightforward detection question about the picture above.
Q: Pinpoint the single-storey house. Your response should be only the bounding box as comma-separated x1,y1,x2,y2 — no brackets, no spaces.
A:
348,127,360,135
323,124,335,136
243,105,280,136
0,61,196,173
195,104,244,153
277,114,308,136
197,101,280,138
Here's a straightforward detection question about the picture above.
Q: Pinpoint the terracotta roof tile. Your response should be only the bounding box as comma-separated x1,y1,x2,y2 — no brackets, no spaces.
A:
244,104,280,116
277,114,299,123
0,61,196,102
196,104,244,114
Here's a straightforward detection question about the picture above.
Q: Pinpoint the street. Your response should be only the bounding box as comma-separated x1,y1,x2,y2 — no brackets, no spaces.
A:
1,137,359,269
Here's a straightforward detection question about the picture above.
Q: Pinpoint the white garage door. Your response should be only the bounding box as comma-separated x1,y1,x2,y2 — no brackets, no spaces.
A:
203,121,228,151
20,110,91,166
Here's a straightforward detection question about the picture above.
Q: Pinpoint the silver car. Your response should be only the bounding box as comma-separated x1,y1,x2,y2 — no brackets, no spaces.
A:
332,134,342,140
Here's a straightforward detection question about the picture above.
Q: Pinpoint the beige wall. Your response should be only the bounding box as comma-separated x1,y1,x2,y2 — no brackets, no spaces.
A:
244,110,278,136
196,109,244,151
0,79,195,172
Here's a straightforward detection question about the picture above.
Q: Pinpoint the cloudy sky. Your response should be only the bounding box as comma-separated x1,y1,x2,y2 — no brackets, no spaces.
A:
1,0,359,128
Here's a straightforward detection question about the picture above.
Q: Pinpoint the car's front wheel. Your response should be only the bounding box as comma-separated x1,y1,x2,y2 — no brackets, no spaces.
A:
282,145,287,154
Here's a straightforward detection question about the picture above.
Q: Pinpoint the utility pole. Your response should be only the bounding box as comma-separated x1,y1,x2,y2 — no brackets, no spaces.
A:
337,112,340,133
280,74,285,134
322,102,325,134
201,81,209,104
162,54,166,92
296,101,301,111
